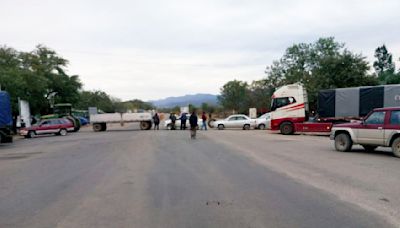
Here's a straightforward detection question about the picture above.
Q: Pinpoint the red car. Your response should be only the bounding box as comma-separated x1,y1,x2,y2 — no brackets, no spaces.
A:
20,118,74,138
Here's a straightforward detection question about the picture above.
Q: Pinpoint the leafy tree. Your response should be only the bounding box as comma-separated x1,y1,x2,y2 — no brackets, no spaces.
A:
218,80,249,113
75,90,116,113
373,45,399,84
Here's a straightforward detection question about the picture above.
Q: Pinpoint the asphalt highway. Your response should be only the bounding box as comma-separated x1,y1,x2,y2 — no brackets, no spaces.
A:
0,125,395,228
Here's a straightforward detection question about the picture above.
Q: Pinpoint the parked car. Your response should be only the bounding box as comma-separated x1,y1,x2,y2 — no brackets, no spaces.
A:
213,114,256,130
330,107,400,157
255,113,271,130
164,114,202,130
78,116,89,126
20,118,74,138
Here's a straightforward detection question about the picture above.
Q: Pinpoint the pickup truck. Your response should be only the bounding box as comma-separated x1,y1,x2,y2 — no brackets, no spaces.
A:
330,107,400,157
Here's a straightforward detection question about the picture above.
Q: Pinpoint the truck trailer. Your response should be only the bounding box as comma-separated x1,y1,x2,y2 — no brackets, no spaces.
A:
0,91,13,143
270,83,400,135
90,112,153,131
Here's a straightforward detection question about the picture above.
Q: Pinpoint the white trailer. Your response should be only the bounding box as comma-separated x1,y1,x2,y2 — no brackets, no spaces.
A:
90,113,153,131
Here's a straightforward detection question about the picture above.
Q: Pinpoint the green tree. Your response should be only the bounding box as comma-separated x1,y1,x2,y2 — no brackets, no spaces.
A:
75,90,116,113
373,45,399,84
218,80,249,113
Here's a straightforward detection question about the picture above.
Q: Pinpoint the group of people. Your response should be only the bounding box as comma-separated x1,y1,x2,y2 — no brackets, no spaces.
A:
152,111,208,139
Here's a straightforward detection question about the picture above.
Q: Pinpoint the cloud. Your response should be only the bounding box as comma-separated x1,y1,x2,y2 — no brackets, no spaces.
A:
1,0,400,100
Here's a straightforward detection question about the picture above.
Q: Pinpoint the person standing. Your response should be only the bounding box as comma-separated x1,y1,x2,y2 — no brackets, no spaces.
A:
169,113,176,130
180,113,187,130
153,113,160,130
201,111,207,130
189,111,198,139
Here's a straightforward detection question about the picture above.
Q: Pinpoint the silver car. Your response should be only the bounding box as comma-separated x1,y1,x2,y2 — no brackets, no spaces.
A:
213,114,256,130
255,113,271,130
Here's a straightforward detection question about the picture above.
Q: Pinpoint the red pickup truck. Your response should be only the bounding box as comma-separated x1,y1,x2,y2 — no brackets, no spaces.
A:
330,107,400,157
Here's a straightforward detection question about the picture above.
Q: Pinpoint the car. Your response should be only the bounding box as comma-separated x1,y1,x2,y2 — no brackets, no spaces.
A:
330,107,400,157
20,118,74,138
255,113,271,130
78,116,89,126
164,114,202,130
213,114,256,130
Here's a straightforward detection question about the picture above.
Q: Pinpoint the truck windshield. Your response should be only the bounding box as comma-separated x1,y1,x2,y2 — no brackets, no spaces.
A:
271,97,296,111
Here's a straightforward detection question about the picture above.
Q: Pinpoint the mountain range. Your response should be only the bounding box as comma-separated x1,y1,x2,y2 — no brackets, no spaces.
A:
150,93,218,108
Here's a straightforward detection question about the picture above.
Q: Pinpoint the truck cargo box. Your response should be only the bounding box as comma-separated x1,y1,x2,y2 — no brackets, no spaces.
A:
318,84,400,118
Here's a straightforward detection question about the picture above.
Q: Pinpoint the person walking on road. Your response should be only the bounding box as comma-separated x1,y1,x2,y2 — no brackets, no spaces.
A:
169,113,176,130
189,111,198,139
180,113,187,130
153,113,160,130
201,111,207,130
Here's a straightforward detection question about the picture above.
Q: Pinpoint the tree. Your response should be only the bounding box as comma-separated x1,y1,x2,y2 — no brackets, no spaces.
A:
75,90,116,113
373,45,399,84
218,80,249,113
0,45,82,114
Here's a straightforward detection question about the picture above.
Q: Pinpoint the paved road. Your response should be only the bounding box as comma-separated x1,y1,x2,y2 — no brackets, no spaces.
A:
0,125,396,227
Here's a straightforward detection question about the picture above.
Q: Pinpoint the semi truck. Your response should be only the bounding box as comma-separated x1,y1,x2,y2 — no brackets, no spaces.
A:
270,83,400,135
0,91,13,143
90,112,153,131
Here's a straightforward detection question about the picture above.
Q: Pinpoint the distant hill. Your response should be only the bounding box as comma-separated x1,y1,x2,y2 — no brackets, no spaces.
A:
150,94,218,108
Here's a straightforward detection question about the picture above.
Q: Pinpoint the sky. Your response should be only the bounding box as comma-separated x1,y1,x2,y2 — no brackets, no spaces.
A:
1,0,400,101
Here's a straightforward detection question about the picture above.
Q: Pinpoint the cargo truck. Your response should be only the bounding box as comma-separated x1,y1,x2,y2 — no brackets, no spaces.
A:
0,91,13,143
90,112,153,131
270,83,400,135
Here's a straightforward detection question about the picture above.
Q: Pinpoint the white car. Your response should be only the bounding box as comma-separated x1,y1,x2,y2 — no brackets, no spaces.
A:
213,114,256,130
164,114,202,130
255,113,271,130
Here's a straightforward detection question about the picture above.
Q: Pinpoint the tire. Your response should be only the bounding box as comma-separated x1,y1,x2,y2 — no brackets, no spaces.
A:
140,121,152,130
258,124,266,130
243,124,250,130
334,133,353,152
391,137,400,158
218,124,225,130
167,124,172,130
27,131,36,139
101,123,107,131
93,123,102,132
59,129,67,136
280,122,294,135
361,145,377,152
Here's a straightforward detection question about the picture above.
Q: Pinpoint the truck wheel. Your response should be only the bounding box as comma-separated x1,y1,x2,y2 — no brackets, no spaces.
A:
140,121,152,130
334,133,352,152
361,145,377,152
93,123,102,132
243,124,250,130
101,123,107,131
280,122,294,135
391,137,400,158
258,124,265,130
218,124,224,130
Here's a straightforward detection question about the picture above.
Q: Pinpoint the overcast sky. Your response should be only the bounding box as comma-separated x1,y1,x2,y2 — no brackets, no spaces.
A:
1,0,400,101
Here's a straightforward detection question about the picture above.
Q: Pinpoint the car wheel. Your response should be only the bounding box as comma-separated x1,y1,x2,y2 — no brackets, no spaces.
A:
391,137,400,158
218,124,224,130
243,124,250,130
258,124,265,130
361,145,377,152
28,131,36,138
59,129,68,136
280,122,294,135
167,124,172,130
334,133,353,152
